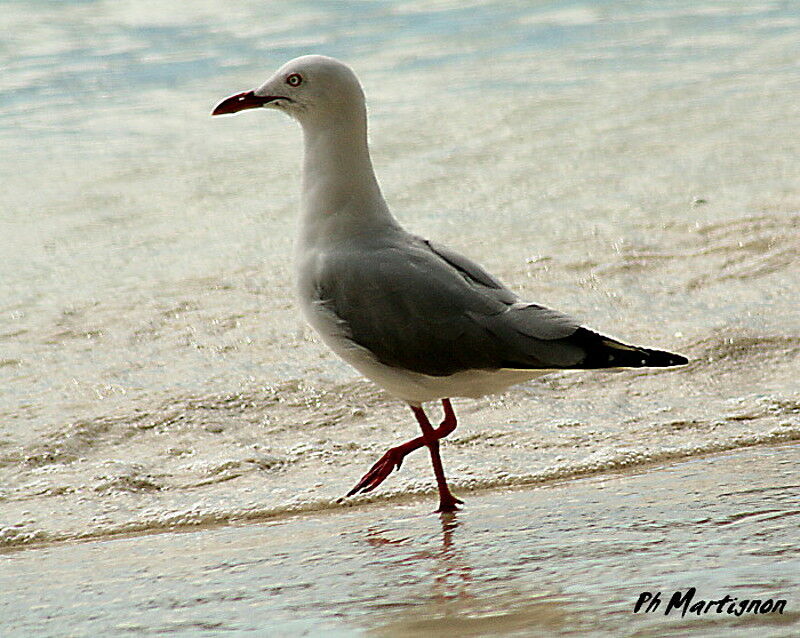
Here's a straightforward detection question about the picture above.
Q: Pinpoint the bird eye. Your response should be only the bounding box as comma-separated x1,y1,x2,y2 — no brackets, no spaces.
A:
286,73,303,87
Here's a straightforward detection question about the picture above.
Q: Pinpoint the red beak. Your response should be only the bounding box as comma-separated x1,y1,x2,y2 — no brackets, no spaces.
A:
212,90,281,116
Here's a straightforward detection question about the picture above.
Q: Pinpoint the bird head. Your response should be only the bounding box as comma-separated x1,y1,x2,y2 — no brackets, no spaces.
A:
212,55,365,126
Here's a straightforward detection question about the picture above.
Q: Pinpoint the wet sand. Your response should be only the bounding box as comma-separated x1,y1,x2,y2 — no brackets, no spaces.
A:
2,443,797,637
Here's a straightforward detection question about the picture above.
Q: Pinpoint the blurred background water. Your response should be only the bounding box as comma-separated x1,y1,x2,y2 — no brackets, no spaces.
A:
1,1,799,635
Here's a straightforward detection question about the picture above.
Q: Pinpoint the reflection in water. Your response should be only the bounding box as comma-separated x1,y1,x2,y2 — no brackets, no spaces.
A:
364,514,573,637
366,514,472,604
431,515,473,603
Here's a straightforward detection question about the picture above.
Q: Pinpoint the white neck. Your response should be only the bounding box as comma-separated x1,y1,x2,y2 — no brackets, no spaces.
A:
298,107,399,248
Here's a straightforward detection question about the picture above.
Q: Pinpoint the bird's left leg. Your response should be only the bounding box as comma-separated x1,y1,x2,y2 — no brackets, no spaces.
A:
346,399,458,498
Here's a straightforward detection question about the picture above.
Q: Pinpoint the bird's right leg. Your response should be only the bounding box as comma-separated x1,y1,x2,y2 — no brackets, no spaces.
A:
346,399,457,497
412,403,463,513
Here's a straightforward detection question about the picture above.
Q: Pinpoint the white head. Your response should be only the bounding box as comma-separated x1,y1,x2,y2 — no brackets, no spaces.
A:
212,55,366,128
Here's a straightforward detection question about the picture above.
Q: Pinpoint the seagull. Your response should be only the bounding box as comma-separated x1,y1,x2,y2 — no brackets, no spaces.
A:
212,55,687,513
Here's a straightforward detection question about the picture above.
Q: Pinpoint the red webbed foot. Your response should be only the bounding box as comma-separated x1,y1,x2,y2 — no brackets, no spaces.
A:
346,444,409,497
435,491,464,513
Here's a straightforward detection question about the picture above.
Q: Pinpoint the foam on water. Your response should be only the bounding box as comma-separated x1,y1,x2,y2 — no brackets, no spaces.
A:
1,0,799,550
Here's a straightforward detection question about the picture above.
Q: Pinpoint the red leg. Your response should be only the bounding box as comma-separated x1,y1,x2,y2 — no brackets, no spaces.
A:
346,399,458,499
411,402,463,513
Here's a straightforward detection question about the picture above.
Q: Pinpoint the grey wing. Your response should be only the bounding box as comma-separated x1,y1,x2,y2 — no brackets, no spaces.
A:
421,239,687,369
422,238,579,340
315,236,593,376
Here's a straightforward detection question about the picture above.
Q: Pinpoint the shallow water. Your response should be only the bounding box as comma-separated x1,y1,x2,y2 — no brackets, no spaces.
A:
1,0,799,631
2,445,798,636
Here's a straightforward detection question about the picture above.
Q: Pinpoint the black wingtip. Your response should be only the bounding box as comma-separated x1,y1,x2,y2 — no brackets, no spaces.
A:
572,328,688,369
642,349,689,367
599,346,688,368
